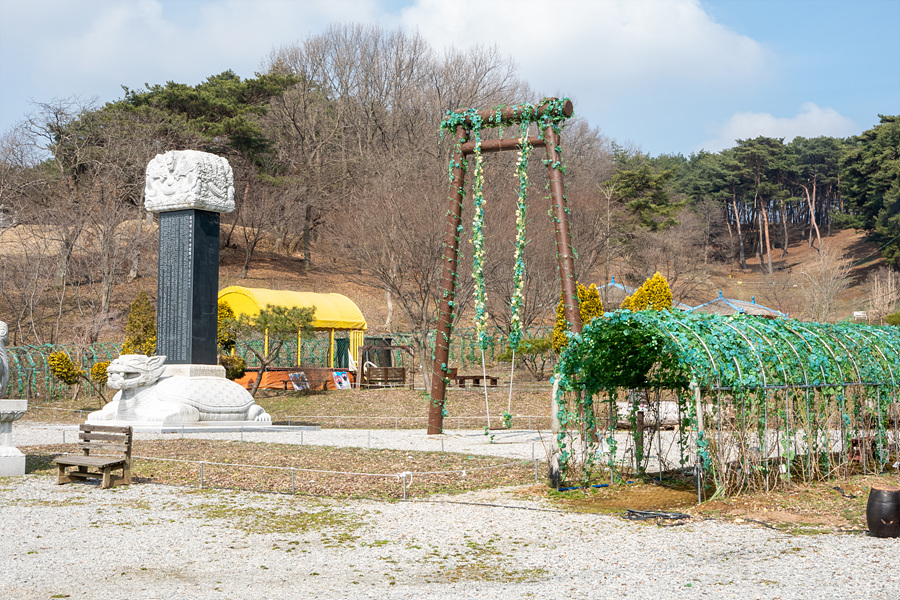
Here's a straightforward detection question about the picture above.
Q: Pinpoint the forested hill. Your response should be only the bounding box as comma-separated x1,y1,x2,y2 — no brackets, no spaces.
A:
1,25,897,348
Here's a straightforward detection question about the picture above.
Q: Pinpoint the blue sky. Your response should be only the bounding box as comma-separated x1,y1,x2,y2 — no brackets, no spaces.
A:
1,0,897,156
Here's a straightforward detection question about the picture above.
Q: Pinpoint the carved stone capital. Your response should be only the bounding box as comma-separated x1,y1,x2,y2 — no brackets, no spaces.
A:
144,150,235,214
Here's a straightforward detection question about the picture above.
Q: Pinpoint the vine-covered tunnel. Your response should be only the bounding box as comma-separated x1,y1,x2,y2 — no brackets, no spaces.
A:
554,311,900,495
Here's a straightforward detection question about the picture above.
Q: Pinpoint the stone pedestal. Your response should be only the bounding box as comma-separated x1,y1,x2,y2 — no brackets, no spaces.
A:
0,399,26,477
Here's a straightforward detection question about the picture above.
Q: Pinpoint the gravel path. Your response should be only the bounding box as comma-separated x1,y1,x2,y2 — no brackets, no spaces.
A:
2,423,899,599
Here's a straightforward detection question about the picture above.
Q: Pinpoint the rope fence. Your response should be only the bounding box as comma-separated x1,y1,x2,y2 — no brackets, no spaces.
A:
24,406,554,430
118,455,540,499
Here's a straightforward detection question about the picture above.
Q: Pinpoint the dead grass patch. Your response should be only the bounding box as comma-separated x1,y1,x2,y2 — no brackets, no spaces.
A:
23,439,538,499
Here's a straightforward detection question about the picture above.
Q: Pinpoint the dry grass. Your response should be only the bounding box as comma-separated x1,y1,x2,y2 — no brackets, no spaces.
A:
24,438,539,500
19,385,900,533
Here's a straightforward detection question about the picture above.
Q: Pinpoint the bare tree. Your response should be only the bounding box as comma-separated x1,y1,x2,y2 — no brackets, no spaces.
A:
621,207,710,305
6,99,199,342
798,244,851,322
866,267,900,324
270,24,531,384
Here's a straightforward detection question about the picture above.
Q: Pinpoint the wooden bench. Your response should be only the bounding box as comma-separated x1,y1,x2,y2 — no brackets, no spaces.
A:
53,424,133,489
454,374,499,388
365,366,406,387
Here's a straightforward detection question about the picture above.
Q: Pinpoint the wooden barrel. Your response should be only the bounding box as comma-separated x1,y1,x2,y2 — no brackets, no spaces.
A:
866,485,900,538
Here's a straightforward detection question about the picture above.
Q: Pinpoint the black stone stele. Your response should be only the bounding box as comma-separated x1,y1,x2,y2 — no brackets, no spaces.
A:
156,209,220,365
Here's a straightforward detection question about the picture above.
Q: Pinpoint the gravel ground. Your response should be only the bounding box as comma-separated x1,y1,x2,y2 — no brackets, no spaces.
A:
3,423,899,599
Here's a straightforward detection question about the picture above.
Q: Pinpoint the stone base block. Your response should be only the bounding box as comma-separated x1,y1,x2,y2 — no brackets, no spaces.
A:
0,448,25,477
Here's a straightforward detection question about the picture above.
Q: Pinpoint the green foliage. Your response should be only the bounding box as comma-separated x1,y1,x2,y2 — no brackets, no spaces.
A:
885,311,900,326
553,310,900,488
612,164,682,230
218,300,237,352
620,272,673,311
551,283,604,354
48,352,84,386
219,354,247,380
496,336,555,381
117,70,299,164
232,304,315,396
235,304,316,345
840,115,900,263
121,292,156,355
90,361,110,385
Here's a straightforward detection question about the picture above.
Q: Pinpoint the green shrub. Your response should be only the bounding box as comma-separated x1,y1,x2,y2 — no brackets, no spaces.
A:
219,354,246,380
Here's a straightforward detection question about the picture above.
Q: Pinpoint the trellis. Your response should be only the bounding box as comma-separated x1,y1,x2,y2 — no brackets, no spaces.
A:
6,342,122,399
427,99,582,433
554,310,900,496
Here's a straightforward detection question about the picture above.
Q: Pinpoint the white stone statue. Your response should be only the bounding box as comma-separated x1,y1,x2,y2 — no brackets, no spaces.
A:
0,321,9,399
144,150,235,214
88,354,270,425
0,320,26,477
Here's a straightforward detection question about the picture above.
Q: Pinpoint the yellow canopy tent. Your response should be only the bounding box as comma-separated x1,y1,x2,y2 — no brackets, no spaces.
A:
218,286,367,369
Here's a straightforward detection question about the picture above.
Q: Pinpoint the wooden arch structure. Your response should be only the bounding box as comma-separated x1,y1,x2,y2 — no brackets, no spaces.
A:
427,99,582,434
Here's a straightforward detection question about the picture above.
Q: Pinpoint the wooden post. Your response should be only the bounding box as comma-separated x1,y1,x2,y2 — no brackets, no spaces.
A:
428,99,578,435
428,125,468,434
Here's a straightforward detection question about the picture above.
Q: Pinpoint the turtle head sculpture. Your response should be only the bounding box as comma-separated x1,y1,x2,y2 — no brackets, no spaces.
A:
106,354,167,391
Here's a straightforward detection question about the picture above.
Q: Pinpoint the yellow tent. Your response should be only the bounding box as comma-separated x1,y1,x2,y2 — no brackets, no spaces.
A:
218,286,367,368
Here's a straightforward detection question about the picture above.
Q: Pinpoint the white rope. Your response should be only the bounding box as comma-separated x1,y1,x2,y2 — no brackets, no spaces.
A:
507,349,516,415
131,455,524,478
481,349,490,428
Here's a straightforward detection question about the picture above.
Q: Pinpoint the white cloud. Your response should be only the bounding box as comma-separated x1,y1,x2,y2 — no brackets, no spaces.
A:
400,0,773,93
1,0,386,127
700,103,859,152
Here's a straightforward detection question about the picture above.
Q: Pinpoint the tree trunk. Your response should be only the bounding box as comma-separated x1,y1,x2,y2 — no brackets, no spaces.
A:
240,238,259,279
732,195,746,269
781,201,789,259
760,199,773,274
301,203,313,276
383,289,393,330
802,181,822,250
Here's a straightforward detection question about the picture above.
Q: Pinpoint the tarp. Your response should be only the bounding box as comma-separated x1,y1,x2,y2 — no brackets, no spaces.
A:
218,286,367,331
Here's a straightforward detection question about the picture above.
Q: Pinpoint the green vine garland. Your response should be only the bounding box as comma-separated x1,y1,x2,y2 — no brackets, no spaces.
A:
508,121,531,350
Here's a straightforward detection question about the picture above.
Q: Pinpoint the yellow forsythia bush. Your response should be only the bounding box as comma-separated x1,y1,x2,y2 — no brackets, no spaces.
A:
121,291,156,355
90,361,110,386
552,282,604,353
47,351,85,386
620,271,673,311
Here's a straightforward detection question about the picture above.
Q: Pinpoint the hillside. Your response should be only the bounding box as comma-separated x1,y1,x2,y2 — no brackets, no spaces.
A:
0,223,888,346
217,227,887,335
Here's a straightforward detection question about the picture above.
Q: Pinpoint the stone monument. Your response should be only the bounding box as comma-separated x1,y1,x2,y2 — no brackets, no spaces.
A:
0,320,27,477
88,150,270,426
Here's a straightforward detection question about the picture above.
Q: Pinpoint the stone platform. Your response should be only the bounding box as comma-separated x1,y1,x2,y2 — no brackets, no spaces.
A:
0,399,26,477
